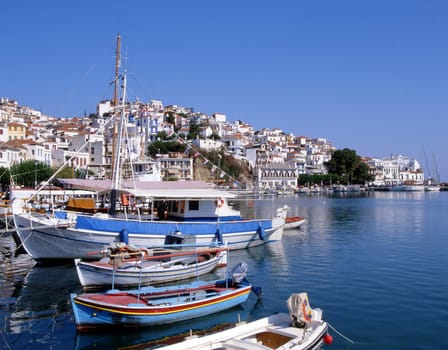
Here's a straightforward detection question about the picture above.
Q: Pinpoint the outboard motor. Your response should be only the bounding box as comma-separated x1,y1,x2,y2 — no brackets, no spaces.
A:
230,262,248,283
230,262,263,298
287,292,322,328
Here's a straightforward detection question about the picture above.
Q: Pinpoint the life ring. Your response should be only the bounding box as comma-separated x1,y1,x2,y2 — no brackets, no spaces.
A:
215,197,225,208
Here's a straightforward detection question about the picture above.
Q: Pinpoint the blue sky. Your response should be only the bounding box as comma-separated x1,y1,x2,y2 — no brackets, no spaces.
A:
2,1,448,181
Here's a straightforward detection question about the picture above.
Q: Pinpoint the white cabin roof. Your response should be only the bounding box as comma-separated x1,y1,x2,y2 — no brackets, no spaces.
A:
55,179,235,199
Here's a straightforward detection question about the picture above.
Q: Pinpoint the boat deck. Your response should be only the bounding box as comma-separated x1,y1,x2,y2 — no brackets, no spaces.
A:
76,284,236,307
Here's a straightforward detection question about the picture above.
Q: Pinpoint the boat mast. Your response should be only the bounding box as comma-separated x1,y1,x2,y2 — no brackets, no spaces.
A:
422,145,432,181
432,153,440,184
110,34,121,180
109,34,122,216
112,33,121,107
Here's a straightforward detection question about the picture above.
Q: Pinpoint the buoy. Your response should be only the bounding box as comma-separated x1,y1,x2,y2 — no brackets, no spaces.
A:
324,333,333,345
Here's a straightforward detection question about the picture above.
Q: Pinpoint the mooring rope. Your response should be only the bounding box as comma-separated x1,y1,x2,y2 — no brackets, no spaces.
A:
327,322,355,344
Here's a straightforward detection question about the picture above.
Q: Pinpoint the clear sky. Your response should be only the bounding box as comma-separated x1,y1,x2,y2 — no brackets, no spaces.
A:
2,0,448,181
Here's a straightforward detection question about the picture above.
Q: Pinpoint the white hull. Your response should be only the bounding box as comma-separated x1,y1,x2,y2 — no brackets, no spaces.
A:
13,209,287,261
390,184,424,192
157,312,328,350
75,250,226,288
284,217,306,230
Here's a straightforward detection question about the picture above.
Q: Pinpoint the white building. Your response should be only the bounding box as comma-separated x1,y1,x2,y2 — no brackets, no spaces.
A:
0,142,23,167
255,162,298,191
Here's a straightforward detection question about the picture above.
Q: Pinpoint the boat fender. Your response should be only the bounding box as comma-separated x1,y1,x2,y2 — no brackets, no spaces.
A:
214,228,223,244
257,226,266,241
119,229,129,245
324,333,334,345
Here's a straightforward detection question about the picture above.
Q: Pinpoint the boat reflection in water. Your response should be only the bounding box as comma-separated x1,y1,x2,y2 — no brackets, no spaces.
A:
6,263,80,335
73,303,256,350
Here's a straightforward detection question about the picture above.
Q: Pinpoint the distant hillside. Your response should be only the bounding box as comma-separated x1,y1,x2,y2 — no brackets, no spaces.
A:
192,154,253,187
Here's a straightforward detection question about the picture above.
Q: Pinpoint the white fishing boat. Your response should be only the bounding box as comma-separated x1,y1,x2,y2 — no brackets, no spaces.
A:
75,243,228,288
13,182,287,261
156,292,333,350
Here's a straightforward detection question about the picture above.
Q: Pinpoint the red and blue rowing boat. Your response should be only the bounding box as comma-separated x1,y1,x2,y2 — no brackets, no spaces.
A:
71,262,259,332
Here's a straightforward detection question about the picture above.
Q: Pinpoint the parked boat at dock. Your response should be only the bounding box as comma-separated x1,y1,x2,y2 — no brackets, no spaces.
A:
13,180,288,262
75,243,227,289
284,216,306,230
155,292,332,350
71,262,259,332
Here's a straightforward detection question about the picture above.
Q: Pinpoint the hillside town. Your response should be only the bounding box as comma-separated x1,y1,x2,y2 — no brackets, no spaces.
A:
0,96,432,192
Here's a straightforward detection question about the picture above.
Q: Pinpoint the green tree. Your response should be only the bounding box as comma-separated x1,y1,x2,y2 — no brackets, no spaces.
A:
55,166,83,179
298,173,339,186
187,120,201,140
325,148,373,184
147,140,187,157
0,166,10,191
165,112,175,125
10,160,53,188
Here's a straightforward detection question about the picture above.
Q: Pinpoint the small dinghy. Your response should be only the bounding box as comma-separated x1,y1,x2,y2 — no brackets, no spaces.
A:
156,292,333,350
284,216,306,230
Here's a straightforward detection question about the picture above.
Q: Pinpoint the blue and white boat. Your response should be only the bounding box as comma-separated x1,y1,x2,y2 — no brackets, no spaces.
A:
13,180,287,261
70,262,259,332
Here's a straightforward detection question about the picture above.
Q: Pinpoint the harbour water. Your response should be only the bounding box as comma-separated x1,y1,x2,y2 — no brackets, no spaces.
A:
1,191,448,349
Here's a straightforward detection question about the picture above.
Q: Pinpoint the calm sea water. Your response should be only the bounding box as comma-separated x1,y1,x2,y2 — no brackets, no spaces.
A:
1,191,447,350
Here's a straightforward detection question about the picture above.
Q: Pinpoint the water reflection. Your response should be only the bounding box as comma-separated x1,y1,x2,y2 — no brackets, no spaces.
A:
8,263,79,334
74,304,252,350
1,193,447,349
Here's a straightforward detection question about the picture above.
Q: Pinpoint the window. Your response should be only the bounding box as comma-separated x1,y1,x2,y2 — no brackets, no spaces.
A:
188,201,199,211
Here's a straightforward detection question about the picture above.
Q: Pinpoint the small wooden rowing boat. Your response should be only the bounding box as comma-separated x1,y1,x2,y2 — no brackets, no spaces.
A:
75,244,227,288
284,216,306,230
156,292,333,350
71,262,260,332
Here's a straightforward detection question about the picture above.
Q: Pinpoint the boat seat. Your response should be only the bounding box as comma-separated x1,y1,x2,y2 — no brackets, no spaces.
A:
223,339,270,349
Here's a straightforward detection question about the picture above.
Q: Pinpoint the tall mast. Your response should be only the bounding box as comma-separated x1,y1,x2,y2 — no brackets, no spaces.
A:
109,34,121,215
110,34,121,181
112,33,121,107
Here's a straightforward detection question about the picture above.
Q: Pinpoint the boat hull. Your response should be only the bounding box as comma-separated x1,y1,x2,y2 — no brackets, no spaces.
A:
75,250,226,288
156,312,328,350
284,216,306,230
71,281,251,331
13,210,286,261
